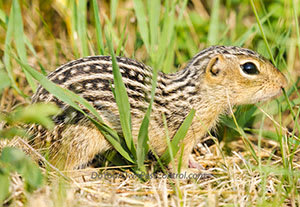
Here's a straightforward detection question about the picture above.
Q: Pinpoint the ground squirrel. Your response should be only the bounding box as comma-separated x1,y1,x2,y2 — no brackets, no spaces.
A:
29,46,288,171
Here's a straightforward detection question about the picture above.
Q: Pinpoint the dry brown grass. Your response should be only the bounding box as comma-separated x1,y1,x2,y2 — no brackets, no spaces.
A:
3,135,299,206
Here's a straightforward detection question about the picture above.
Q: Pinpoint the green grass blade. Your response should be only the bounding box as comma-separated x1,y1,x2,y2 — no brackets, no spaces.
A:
12,0,26,63
106,32,136,157
0,8,7,23
4,0,23,96
24,36,47,75
235,11,273,46
147,0,160,54
12,0,37,92
34,7,61,66
136,63,159,172
116,21,128,56
104,150,131,167
17,62,100,121
250,0,275,65
208,0,220,45
136,110,150,172
177,0,188,21
88,118,135,163
282,89,300,140
162,113,175,171
133,0,149,52
110,0,118,24
0,68,11,94
0,172,10,204
11,103,61,129
77,0,89,56
177,144,184,173
92,0,105,55
70,0,79,58
0,147,43,192
14,57,135,163
156,1,176,70
162,34,176,73
292,0,300,56
102,16,120,55
160,109,195,165
230,106,259,163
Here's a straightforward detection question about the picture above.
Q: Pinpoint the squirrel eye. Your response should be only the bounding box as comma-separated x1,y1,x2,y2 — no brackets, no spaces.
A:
241,62,259,75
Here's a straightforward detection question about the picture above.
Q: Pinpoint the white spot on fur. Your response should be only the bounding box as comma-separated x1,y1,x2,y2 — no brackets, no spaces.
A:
129,70,135,76
58,75,64,80
39,94,44,100
83,66,90,72
70,69,77,75
120,68,125,73
85,83,93,89
97,83,103,88
94,100,102,106
138,74,143,81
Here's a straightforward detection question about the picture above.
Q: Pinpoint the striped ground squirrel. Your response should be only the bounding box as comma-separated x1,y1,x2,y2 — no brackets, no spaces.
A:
29,46,288,171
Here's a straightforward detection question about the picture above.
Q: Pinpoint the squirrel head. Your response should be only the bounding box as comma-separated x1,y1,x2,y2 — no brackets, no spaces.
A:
190,46,288,105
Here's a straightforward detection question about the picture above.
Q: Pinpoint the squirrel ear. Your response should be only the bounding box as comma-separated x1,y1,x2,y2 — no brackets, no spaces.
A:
206,54,225,76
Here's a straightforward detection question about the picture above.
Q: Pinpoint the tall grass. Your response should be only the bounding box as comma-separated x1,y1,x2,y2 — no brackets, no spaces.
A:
6,0,196,176
0,0,299,205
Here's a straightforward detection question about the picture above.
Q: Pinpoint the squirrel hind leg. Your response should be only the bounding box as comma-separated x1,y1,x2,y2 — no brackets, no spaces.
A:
46,121,112,170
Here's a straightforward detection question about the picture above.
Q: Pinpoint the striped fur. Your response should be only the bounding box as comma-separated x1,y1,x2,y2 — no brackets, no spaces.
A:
29,46,287,170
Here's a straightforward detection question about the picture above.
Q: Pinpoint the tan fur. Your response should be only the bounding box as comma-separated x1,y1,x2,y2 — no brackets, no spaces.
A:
30,46,288,172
